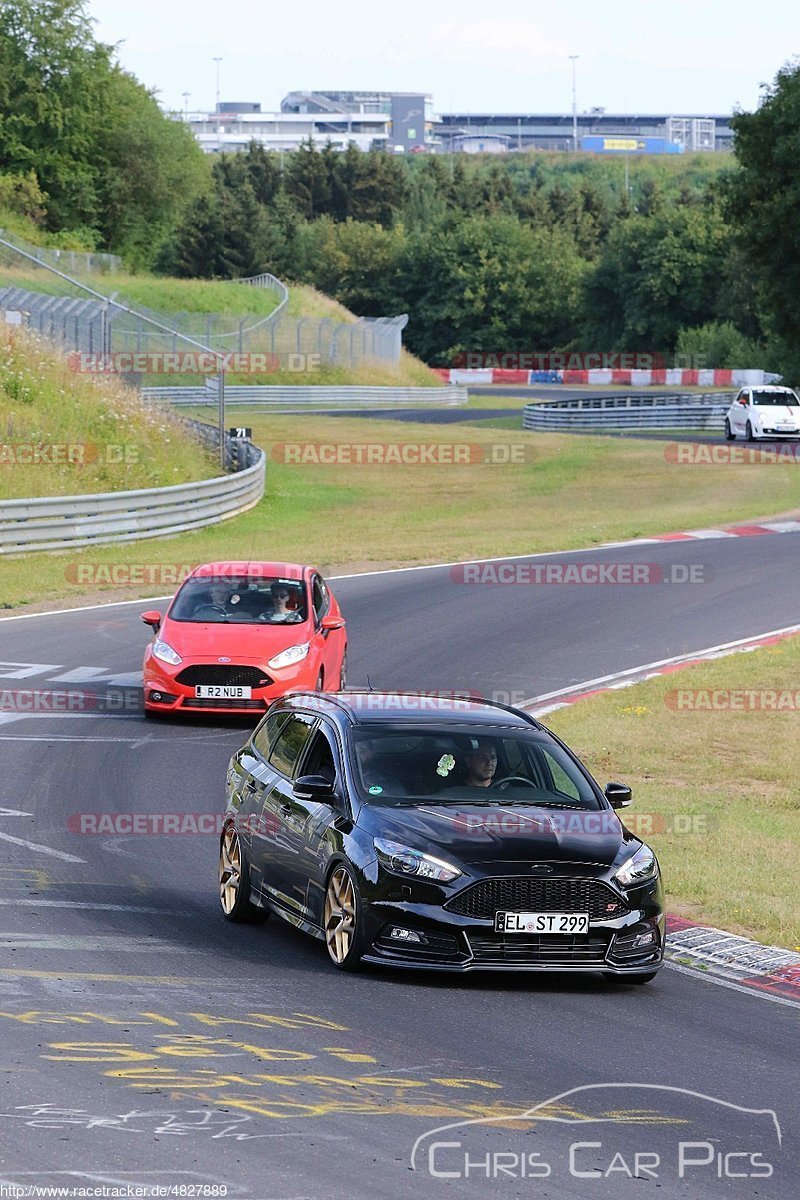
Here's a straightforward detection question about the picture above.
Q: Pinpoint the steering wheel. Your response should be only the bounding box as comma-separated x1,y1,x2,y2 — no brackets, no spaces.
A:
194,604,227,620
490,775,537,791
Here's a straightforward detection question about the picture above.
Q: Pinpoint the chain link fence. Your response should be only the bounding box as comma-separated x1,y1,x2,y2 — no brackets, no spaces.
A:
0,232,408,378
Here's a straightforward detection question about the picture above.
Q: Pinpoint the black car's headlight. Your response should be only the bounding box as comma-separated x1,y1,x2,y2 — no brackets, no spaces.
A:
614,844,658,888
374,837,462,883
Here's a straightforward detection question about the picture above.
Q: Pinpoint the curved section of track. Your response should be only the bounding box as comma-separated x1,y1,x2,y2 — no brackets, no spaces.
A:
0,532,798,1198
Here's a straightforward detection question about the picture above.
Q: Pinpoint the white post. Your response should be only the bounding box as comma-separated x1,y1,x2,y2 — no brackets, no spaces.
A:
569,55,579,152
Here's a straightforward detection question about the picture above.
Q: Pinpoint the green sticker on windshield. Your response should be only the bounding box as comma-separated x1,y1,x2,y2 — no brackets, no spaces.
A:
368,785,383,795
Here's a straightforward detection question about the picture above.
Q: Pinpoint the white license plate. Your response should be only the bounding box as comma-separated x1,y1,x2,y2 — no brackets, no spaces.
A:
495,911,590,935
195,685,251,699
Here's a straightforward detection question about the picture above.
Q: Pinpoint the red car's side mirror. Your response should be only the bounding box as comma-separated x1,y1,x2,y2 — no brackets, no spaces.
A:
320,615,345,631
140,610,162,630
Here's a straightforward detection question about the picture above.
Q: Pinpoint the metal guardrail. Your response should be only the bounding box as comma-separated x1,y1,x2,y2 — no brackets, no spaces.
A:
0,431,265,556
523,392,735,432
142,383,468,409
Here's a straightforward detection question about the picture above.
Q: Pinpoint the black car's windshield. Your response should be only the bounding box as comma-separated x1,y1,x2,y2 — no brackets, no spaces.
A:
352,728,600,809
170,575,307,625
751,391,799,407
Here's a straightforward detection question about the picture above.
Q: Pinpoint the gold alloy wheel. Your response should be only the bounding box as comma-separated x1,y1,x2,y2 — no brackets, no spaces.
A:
324,866,357,964
219,826,242,916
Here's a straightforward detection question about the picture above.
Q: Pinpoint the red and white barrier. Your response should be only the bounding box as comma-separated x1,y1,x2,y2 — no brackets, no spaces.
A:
433,367,776,388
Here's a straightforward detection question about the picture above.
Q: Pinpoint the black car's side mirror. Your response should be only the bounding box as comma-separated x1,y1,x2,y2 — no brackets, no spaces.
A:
605,781,632,809
294,774,335,801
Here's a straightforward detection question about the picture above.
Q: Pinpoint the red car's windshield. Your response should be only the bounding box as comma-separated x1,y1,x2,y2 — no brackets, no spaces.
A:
169,575,307,625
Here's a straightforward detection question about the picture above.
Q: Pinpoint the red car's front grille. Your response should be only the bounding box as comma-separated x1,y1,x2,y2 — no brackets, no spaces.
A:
182,697,267,711
175,665,271,688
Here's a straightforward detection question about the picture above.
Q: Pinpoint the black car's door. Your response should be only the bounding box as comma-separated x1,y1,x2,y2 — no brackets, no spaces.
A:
238,709,291,897
254,712,317,915
281,722,349,929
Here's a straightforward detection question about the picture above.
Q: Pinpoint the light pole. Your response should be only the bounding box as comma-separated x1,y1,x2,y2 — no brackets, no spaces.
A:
569,55,579,152
213,57,223,151
182,91,190,122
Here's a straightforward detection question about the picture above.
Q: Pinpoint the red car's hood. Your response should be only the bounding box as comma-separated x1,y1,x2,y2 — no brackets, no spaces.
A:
160,618,311,662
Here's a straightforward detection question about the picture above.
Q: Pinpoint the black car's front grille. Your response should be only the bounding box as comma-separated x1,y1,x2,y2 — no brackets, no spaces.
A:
182,697,267,711
175,665,271,688
445,877,626,921
467,932,610,967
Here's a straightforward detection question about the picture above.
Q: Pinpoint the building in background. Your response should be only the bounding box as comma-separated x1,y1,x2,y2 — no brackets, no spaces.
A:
436,111,730,152
173,93,731,155
183,102,392,153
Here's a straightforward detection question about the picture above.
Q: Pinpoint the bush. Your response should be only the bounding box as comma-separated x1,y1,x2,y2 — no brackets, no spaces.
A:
674,321,766,369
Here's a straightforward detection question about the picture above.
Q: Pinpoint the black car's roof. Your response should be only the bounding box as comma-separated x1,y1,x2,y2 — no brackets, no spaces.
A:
281,690,542,730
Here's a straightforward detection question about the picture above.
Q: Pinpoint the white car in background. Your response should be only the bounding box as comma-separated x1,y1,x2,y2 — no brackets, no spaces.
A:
724,385,800,441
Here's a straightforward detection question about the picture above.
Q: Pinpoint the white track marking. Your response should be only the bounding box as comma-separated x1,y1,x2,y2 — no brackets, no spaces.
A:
0,933,195,952
2,899,173,913
521,622,800,709
0,831,85,862
665,961,800,1011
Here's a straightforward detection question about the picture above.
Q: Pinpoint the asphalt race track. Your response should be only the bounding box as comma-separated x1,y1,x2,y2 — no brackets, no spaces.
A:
0,532,798,1198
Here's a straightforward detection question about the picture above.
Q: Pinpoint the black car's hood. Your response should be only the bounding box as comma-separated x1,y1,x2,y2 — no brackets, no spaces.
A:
358,801,629,867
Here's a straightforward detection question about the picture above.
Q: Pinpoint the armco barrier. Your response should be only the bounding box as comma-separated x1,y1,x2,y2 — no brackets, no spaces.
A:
0,431,265,556
142,383,468,410
523,392,734,432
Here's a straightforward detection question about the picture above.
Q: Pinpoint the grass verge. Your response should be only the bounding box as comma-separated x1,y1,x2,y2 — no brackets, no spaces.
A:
546,638,800,948
5,410,800,610
0,327,214,500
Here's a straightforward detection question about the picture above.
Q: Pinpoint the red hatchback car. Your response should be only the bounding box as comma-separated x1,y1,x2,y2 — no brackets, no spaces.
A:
140,561,347,717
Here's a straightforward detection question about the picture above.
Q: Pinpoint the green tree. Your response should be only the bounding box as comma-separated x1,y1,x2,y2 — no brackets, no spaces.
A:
581,205,728,351
95,69,209,266
726,60,800,371
0,0,110,230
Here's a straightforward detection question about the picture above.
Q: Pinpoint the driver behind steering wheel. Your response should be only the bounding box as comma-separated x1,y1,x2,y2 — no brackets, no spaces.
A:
462,738,498,788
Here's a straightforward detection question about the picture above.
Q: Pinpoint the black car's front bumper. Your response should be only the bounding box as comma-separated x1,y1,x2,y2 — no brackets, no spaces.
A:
359,871,665,974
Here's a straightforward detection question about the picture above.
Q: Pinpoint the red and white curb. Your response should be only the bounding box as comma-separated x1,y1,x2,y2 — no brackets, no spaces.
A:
665,917,800,1004
522,623,800,717
433,367,774,388
642,519,800,542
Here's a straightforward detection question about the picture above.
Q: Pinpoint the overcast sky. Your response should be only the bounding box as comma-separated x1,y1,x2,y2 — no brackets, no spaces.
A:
87,0,796,116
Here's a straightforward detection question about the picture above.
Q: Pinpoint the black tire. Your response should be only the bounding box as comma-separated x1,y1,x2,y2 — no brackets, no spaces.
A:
218,825,267,924
724,418,735,442
338,647,348,690
603,970,659,985
323,863,366,971
745,421,754,442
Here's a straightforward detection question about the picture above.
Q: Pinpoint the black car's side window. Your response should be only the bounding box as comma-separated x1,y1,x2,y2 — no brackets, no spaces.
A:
299,727,338,786
252,711,290,760
269,714,316,778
